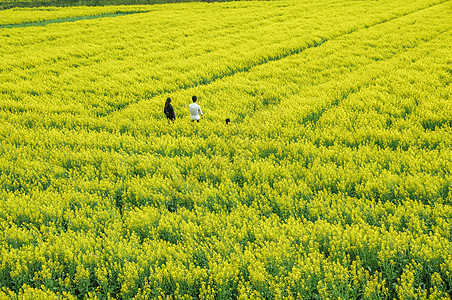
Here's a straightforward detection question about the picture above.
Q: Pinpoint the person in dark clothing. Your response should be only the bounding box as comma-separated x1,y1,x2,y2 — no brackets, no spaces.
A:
164,97,175,124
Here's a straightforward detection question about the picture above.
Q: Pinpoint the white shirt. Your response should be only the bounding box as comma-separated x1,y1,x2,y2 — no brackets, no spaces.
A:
189,102,203,120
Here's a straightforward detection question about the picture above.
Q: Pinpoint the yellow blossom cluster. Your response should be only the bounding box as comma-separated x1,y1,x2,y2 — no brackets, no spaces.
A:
0,0,451,298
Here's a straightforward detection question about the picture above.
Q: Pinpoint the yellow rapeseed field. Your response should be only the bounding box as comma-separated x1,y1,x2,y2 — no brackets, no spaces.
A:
0,0,451,298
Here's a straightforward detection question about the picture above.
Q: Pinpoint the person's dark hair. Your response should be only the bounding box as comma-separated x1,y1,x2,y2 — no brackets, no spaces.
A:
226,118,230,124
192,95,197,102
165,97,171,109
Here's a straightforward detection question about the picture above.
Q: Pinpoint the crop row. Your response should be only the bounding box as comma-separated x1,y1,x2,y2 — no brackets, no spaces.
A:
0,5,151,25
1,0,447,116
0,0,451,298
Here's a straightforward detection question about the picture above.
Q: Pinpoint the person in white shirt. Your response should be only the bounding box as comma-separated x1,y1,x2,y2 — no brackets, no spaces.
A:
188,95,203,122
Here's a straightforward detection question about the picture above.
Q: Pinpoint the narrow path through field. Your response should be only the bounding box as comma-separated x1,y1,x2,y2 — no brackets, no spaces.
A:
107,0,450,119
304,28,452,128
0,10,145,29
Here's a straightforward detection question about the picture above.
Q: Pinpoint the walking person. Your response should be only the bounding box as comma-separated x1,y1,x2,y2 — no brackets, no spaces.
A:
189,95,203,122
164,97,175,124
